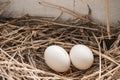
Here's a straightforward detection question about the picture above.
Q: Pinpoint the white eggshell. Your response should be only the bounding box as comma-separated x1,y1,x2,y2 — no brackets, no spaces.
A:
70,44,94,70
44,45,70,72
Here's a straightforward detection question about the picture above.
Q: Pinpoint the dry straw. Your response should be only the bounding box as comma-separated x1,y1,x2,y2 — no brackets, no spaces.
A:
0,1,120,80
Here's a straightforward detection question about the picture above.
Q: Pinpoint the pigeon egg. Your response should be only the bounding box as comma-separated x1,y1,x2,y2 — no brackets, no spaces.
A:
44,45,70,72
70,44,94,70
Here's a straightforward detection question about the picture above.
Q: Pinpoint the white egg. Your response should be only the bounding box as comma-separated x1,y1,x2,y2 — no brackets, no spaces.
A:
44,45,70,72
70,44,94,70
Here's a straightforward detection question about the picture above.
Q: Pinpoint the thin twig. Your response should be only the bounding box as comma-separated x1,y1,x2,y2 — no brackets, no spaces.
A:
39,1,89,21
28,18,98,31
92,33,102,80
106,0,111,39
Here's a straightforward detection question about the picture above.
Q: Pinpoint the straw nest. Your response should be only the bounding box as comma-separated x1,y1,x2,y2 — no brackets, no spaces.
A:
0,16,120,80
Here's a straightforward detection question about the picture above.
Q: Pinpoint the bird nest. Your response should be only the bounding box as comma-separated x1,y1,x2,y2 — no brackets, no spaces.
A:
0,16,120,80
